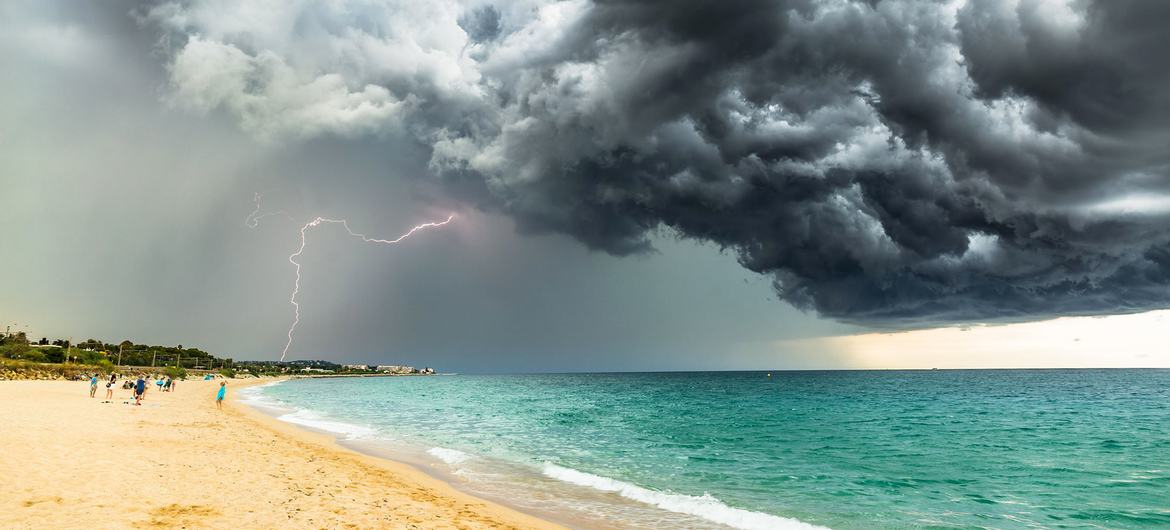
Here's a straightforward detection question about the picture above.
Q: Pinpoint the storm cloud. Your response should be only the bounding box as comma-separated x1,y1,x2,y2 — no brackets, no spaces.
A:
142,0,1170,326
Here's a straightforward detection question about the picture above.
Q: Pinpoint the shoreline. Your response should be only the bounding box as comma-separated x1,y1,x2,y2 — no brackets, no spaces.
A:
236,379,606,530
229,379,583,528
236,377,831,530
0,377,563,529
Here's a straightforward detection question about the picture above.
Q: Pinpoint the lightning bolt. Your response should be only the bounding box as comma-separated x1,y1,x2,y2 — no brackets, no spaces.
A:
248,192,455,360
245,191,293,228
281,215,455,361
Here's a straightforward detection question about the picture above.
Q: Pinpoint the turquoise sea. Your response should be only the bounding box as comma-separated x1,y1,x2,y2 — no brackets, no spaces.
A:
242,370,1170,529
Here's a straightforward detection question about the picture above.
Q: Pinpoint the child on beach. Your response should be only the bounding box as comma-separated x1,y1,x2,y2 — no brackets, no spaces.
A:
89,375,98,398
104,380,114,400
134,376,146,406
216,381,226,410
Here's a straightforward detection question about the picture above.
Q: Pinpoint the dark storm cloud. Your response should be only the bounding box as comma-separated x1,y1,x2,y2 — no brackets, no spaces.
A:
458,5,503,43
146,0,1170,326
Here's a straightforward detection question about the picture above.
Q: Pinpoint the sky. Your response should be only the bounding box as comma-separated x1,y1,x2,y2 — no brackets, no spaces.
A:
2,0,1168,372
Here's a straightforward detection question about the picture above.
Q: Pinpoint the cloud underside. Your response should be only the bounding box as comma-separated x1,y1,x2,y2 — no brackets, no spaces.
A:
145,0,1170,326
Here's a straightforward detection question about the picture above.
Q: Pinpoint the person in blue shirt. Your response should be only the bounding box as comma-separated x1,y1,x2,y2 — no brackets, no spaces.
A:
89,375,98,398
134,376,146,406
216,381,226,410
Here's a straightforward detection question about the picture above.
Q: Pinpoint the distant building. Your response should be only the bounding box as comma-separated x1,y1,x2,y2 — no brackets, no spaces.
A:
342,364,371,370
375,365,414,374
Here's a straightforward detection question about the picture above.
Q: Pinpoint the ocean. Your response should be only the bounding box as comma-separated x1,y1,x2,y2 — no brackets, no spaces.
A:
241,370,1170,529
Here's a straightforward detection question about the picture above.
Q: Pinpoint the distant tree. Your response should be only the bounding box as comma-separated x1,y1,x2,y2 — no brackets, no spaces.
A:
163,365,186,380
0,343,22,358
78,349,106,364
43,347,65,363
20,348,47,363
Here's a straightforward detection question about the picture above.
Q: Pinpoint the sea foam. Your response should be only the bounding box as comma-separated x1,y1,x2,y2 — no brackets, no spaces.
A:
237,380,287,407
276,408,377,440
542,463,829,530
427,447,473,465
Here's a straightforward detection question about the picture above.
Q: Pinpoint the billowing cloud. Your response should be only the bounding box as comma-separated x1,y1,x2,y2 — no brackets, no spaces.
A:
142,0,1170,326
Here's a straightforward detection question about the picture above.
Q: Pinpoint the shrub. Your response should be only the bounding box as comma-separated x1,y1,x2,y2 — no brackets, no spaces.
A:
0,358,103,380
43,347,65,363
0,344,53,362
20,349,48,362
77,349,107,364
164,365,187,380
0,343,31,359
219,367,237,379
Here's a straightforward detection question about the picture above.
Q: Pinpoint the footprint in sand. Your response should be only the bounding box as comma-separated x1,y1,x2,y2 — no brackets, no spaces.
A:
21,496,63,507
147,503,221,528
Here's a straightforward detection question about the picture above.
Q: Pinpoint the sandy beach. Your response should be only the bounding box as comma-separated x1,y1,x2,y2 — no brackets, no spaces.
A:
0,378,561,530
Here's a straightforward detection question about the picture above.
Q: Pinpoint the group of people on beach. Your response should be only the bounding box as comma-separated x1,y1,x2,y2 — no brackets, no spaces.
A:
88,373,171,405
85,372,226,408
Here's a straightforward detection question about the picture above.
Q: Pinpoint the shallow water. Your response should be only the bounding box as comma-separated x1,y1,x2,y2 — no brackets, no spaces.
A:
244,370,1170,529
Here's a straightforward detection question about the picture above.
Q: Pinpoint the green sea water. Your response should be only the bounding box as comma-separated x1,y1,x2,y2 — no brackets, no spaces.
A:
246,370,1170,529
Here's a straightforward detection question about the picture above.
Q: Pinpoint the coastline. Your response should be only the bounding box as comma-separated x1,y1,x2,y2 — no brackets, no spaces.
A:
235,380,608,530
0,377,562,529
241,376,834,530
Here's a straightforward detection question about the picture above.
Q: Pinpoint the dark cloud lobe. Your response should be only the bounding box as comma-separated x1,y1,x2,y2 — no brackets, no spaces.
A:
149,0,1170,327
459,5,502,43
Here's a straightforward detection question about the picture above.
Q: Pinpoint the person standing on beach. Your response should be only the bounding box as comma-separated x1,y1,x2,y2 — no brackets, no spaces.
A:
104,379,114,400
89,374,98,398
134,375,146,406
216,381,226,410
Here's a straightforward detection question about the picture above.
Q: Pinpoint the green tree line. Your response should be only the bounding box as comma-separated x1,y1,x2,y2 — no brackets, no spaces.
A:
0,333,230,370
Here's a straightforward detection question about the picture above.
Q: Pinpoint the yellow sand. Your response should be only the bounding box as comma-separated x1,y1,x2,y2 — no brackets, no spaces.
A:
0,378,562,530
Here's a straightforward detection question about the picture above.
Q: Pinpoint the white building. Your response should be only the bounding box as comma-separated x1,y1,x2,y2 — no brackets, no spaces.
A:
374,365,415,373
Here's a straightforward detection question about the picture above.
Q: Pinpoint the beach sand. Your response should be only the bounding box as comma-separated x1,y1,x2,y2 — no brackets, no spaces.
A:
0,378,562,530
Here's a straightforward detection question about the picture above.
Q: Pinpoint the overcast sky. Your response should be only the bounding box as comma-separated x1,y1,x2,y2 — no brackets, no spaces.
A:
3,1,1168,372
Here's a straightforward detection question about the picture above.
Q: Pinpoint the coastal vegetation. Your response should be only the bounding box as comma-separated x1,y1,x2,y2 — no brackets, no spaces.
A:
0,331,228,380
0,331,435,379
234,360,436,376
0,358,111,381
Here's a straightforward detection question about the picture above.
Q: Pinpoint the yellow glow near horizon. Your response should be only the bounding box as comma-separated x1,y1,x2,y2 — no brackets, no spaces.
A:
779,310,1170,369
